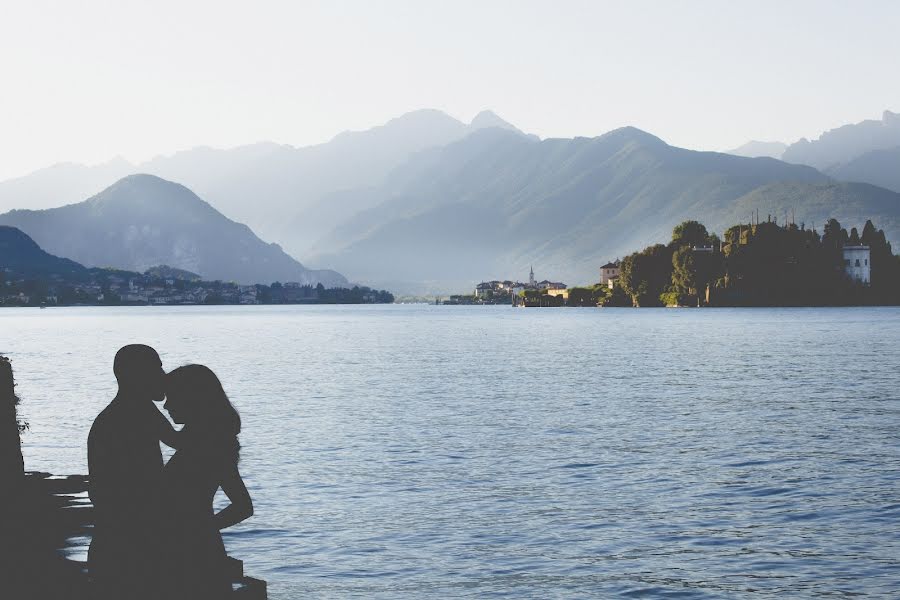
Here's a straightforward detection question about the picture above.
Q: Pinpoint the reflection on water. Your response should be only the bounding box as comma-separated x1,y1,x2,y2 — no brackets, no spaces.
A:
3,305,900,598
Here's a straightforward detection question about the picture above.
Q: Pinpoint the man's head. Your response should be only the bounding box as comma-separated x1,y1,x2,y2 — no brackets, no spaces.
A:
113,344,165,402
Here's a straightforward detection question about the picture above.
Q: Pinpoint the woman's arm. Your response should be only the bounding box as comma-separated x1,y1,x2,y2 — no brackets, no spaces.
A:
151,405,182,449
214,463,254,530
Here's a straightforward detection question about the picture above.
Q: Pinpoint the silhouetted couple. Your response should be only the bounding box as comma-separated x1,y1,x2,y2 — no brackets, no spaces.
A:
88,345,253,600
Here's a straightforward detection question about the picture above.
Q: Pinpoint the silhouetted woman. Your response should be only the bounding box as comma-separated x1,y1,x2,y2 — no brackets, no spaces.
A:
162,365,253,599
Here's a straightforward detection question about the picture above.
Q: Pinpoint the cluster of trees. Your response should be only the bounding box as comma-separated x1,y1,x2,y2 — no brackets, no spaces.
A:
515,286,631,307
564,284,630,307
314,284,394,304
1,266,395,306
618,218,900,307
209,283,394,305
618,220,722,306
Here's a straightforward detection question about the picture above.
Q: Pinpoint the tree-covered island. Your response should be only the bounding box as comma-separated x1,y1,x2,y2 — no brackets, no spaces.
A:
453,217,900,308
618,217,900,307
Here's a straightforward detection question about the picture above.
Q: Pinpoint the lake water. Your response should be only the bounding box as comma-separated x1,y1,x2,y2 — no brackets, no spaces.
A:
2,305,899,598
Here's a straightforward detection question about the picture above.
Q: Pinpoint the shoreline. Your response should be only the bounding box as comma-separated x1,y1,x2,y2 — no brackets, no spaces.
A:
3,472,266,599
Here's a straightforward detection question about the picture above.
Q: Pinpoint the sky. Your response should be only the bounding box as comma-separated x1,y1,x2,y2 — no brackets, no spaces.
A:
1,0,899,180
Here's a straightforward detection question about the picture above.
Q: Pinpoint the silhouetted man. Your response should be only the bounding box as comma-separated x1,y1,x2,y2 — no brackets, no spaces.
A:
88,344,179,600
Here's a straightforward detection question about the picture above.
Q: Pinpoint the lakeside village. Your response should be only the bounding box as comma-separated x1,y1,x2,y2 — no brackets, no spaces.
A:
447,216,900,308
0,266,394,307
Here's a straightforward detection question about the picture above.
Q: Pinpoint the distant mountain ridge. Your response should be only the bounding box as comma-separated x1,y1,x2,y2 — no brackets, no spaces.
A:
729,109,900,196
304,126,897,292
726,140,787,159
4,109,900,292
826,146,900,194
0,158,134,214
782,109,900,170
0,175,346,286
0,109,531,253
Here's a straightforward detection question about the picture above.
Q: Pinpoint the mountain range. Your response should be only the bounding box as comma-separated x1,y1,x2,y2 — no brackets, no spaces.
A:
2,108,900,293
726,109,900,194
781,110,900,171
0,109,527,256
0,175,346,286
304,127,900,291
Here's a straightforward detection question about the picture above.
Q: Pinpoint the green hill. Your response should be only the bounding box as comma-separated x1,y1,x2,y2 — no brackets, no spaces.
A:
0,175,347,286
724,182,900,236
0,226,86,278
826,147,900,194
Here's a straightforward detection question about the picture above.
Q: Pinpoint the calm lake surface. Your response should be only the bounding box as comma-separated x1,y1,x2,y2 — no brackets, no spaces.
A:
3,305,899,598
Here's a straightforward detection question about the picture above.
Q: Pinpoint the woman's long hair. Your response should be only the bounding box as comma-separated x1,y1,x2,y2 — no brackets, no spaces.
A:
167,364,241,463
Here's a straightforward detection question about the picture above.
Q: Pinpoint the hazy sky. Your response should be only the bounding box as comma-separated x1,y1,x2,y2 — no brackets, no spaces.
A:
2,0,899,180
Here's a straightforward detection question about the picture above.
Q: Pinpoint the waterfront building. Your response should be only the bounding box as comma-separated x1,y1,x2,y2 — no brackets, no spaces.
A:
538,280,567,291
545,288,569,300
843,245,871,284
600,260,620,285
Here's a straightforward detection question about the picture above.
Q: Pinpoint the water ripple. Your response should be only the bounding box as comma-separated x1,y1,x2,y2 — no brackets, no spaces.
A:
4,305,900,598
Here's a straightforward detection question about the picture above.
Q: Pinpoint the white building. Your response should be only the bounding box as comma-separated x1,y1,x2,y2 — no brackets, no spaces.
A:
843,246,871,285
475,282,493,298
600,261,620,285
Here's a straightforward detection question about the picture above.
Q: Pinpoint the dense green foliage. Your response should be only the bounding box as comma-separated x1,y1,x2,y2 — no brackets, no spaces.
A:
618,218,900,307
620,244,675,307
315,284,394,304
517,289,565,307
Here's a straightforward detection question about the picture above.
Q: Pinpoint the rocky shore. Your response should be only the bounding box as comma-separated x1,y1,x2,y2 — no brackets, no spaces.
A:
1,472,266,599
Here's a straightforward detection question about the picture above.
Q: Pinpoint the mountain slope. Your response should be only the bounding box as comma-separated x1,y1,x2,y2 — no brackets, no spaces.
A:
0,158,134,215
826,146,900,194
0,226,86,277
782,109,900,170
0,175,346,286
726,141,787,159
307,127,863,292
723,181,900,237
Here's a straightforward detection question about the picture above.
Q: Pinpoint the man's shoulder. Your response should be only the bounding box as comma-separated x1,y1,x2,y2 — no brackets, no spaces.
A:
89,401,124,440
90,399,161,444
